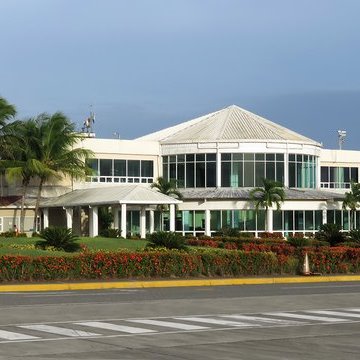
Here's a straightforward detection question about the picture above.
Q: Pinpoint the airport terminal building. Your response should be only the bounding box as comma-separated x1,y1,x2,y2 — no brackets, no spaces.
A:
2,105,360,238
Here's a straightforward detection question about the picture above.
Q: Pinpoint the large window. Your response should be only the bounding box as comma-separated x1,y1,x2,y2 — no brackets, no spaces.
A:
86,159,154,183
273,210,323,234
163,154,216,188
321,166,358,189
221,153,284,187
288,154,317,188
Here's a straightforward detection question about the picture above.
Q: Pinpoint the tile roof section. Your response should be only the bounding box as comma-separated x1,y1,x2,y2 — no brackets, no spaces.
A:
136,105,321,146
40,185,182,208
179,188,344,201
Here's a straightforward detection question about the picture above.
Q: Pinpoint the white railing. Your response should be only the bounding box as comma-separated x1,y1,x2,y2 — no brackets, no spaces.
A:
86,176,154,184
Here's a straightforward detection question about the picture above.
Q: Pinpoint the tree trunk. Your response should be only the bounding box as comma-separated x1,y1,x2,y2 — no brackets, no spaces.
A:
20,182,28,233
33,178,44,232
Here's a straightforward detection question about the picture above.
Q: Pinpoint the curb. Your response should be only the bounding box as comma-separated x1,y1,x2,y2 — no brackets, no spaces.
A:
1,275,360,292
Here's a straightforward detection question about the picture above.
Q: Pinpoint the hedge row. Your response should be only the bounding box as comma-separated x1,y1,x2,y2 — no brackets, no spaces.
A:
1,247,360,282
0,249,297,282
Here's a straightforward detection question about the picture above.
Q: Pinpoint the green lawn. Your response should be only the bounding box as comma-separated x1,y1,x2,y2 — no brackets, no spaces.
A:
0,236,148,256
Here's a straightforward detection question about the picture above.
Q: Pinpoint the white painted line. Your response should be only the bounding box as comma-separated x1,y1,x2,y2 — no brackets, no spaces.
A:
307,310,360,319
76,322,156,334
18,325,100,337
0,329,39,341
128,319,209,330
173,317,258,327
265,312,347,322
345,308,360,313
221,314,301,325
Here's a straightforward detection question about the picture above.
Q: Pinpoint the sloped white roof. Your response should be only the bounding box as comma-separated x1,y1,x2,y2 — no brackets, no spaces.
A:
40,185,182,208
136,105,321,146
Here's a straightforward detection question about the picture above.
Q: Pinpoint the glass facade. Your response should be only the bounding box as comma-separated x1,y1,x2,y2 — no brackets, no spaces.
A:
221,153,284,187
320,166,358,189
163,154,216,188
86,159,154,183
273,210,323,234
288,154,317,188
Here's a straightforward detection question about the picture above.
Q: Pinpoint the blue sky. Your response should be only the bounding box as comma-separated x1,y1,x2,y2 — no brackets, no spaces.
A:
1,0,360,149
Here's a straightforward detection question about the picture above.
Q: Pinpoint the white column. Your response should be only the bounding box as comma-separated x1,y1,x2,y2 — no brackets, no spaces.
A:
112,206,119,229
316,157,321,189
149,209,155,234
43,208,49,230
322,209,327,225
140,206,146,239
65,208,73,230
216,149,221,187
89,206,98,237
169,204,175,232
284,152,289,187
205,209,211,236
267,207,274,233
121,203,127,238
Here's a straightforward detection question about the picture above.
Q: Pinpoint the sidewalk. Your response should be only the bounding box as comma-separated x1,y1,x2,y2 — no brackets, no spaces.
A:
1,275,360,292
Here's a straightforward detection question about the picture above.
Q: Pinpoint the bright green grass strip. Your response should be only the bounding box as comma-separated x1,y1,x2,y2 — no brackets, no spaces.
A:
0,236,148,256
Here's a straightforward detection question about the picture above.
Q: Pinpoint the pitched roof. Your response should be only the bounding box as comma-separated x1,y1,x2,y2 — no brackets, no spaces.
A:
179,188,344,201
136,105,321,146
40,185,182,208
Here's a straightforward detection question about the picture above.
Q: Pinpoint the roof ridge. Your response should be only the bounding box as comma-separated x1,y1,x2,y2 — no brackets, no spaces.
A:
218,106,234,140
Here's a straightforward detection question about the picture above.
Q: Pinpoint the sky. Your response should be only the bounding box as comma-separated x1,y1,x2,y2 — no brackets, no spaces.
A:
1,0,360,149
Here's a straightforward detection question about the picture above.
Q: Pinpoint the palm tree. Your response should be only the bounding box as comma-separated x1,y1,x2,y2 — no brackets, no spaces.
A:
249,178,285,232
31,112,93,231
342,182,360,230
0,97,17,196
4,119,41,232
150,177,183,230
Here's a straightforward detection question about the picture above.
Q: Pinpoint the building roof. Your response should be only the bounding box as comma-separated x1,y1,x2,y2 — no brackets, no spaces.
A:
136,105,321,146
179,188,344,201
40,185,182,208
0,196,37,208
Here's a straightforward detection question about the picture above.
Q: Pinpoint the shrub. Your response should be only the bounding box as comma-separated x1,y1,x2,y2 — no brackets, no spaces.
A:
37,227,81,252
259,232,284,240
99,228,120,238
147,231,187,250
315,223,346,246
348,229,360,243
287,237,312,247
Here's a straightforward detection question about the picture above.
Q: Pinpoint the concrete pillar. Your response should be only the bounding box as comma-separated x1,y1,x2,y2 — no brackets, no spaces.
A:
322,209,327,225
89,206,98,237
216,149,221,187
169,204,175,232
140,206,146,239
284,153,289,187
65,208,73,230
121,203,127,238
149,210,155,234
205,209,211,236
267,207,273,233
112,206,119,229
43,208,49,230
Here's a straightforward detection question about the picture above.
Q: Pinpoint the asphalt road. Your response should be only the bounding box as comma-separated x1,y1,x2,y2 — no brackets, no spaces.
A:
0,282,360,359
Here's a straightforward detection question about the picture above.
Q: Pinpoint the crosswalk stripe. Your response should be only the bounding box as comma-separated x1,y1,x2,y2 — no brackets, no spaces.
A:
128,319,209,330
76,322,156,334
307,310,360,318
0,329,39,341
173,317,259,327
265,312,347,322
18,325,100,337
344,308,360,313
221,314,301,325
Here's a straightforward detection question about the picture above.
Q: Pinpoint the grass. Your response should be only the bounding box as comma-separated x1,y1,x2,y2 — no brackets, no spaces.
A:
0,236,148,256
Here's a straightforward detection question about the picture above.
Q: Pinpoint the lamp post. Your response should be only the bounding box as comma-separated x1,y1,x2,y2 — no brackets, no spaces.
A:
338,130,347,150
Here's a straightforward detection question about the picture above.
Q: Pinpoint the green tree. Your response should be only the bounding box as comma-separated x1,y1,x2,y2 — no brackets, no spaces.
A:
0,97,17,196
30,112,93,230
4,119,42,232
249,178,285,232
342,182,360,230
150,177,183,230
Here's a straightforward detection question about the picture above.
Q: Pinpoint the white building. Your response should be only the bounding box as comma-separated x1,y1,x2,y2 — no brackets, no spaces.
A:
2,105,359,237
